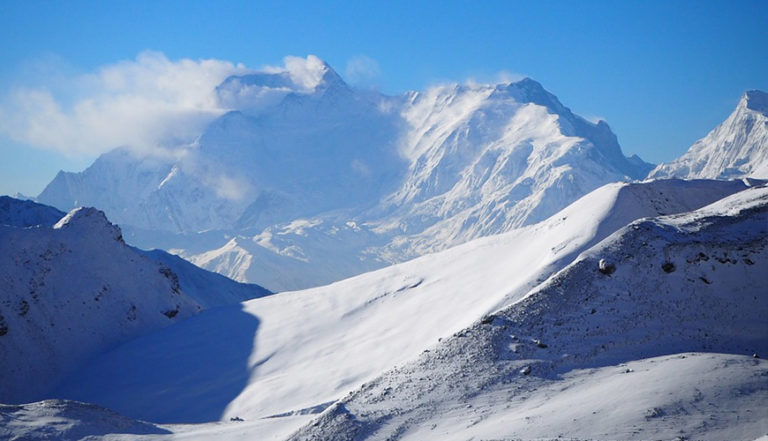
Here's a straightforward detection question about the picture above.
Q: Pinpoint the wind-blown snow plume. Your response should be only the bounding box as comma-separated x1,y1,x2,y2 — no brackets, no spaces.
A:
344,55,382,86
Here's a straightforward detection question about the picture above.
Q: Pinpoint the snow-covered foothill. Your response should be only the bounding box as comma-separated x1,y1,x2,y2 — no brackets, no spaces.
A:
650,90,768,180
0,206,201,403
0,200,269,404
289,185,768,441
48,179,754,428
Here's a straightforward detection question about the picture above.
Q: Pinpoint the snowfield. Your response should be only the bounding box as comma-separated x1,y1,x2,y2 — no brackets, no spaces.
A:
3,179,760,440
288,184,768,441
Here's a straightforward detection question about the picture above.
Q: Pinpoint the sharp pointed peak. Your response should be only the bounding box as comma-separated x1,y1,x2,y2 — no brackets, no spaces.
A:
739,89,768,114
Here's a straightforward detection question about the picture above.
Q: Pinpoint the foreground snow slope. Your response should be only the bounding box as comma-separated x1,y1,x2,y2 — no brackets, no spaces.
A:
0,207,200,403
51,179,752,426
289,185,768,441
0,200,270,404
650,89,768,180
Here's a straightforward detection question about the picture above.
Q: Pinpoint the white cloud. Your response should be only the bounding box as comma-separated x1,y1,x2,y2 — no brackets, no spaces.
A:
0,51,250,157
217,55,333,115
261,54,331,91
345,55,381,86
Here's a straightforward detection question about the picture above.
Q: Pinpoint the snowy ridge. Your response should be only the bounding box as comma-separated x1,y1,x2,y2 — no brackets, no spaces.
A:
0,206,199,403
288,185,768,441
0,400,169,441
44,179,753,428
141,248,271,308
0,195,65,228
369,78,651,261
37,57,652,291
650,90,768,180
0,199,269,403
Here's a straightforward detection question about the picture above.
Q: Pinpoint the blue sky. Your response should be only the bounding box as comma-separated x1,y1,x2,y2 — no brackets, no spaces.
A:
1,0,766,196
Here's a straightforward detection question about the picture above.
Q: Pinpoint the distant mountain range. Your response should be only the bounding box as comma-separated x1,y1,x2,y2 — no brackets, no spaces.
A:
36,57,666,292
34,59,766,293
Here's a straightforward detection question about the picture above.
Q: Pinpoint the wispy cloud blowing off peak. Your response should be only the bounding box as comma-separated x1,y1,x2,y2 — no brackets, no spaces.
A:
0,51,253,157
0,51,528,159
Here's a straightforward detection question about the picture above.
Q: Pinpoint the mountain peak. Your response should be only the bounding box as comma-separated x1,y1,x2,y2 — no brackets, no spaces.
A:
215,56,348,112
741,89,768,114
53,207,124,242
649,90,768,180
281,54,345,92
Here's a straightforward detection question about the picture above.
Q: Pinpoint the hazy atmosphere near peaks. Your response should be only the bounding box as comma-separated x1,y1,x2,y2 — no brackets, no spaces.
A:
1,0,767,196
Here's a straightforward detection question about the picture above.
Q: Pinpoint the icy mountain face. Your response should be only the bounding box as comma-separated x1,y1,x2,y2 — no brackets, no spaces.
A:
650,90,768,180
37,57,652,290
289,185,768,441
38,148,177,231
39,57,405,234
370,79,652,259
0,199,269,403
141,248,271,308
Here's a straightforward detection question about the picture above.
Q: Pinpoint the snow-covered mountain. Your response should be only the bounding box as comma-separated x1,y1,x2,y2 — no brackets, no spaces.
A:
19,179,757,440
37,56,653,291
289,183,768,441
650,89,768,180
0,195,65,227
0,198,269,404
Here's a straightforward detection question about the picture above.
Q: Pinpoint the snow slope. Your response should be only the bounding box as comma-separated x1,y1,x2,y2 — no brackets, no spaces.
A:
48,179,752,427
289,184,768,441
0,201,269,404
0,206,200,403
37,57,653,291
650,90,768,180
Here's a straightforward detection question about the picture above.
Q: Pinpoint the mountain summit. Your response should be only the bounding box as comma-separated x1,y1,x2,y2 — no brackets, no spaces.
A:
649,90,768,180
